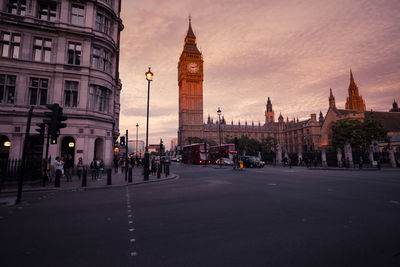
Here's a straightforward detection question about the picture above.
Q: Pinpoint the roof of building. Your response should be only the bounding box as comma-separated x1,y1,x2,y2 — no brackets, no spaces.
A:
364,111,400,132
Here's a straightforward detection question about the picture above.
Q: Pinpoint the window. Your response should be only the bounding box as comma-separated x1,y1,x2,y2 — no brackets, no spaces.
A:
7,0,26,16
89,85,108,112
1,32,20,59
96,87,106,112
67,42,81,65
33,37,52,62
64,81,78,107
0,74,16,104
29,78,48,106
95,13,111,35
38,1,57,22
91,47,111,72
71,4,85,25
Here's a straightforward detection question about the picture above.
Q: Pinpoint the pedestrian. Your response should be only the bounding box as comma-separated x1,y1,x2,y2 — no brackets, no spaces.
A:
65,154,74,182
113,156,118,173
54,156,64,180
151,158,156,175
98,160,104,180
90,159,99,180
288,157,292,168
77,157,84,180
359,156,363,169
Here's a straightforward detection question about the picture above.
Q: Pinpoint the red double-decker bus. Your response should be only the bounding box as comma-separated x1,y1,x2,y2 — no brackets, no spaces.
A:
182,143,210,164
209,144,236,163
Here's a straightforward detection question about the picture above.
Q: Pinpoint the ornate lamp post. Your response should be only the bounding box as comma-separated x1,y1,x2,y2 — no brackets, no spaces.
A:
144,67,153,180
217,107,222,146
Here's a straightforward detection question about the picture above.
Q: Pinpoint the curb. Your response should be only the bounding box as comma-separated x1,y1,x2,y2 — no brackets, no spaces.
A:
0,174,179,195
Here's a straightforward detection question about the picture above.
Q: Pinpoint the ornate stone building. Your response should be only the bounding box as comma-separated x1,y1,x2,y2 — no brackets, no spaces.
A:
0,0,123,166
177,19,322,153
177,19,399,154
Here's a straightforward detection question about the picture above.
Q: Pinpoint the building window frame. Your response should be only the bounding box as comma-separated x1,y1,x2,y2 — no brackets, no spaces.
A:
71,4,85,26
28,77,48,106
67,41,81,65
37,1,57,22
89,85,108,113
0,74,16,104
7,0,26,16
33,37,52,63
1,31,21,59
91,46,112,72
64,81,79,107
95,12,112,35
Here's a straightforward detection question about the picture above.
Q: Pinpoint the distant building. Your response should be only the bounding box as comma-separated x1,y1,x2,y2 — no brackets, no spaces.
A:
127,140,144,156
177,18,399,153
0,0,124,166
170,137,177,151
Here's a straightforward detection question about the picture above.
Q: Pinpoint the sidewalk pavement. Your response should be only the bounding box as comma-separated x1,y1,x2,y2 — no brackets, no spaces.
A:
0,167,178,195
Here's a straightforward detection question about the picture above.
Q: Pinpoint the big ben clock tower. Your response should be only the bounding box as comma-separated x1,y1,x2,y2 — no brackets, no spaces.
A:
178,18,204,146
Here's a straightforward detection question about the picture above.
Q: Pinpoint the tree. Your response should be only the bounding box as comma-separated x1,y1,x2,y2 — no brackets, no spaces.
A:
330,118,389,152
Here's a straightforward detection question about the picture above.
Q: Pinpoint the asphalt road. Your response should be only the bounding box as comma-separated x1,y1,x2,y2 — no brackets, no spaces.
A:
1,164,400,267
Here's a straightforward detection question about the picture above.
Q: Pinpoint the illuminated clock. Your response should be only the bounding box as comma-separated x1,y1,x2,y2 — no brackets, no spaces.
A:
187,62,199,73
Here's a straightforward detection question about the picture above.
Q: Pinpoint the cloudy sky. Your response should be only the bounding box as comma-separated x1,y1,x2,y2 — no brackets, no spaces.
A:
119,0,400,148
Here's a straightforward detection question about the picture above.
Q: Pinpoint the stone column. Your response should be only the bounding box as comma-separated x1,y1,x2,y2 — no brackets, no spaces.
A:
389,148,396,168
344,142,354,168
337,148,342,168
321,147,327,168
276,144,282,166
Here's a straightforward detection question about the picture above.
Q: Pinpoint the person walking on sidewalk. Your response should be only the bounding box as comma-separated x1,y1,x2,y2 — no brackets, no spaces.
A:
98,160,104,180
65,154,74,182
90,159,99,180
54,156,64,181
77,157,84,180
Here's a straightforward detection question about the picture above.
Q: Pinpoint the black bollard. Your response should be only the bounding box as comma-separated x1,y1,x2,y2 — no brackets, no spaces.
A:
157,164,161,179
55,170,61,188
128,167,132,183
107,168,112,185
82,169,87,187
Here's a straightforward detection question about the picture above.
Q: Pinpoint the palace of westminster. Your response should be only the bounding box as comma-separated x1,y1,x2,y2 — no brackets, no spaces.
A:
178,19,400,153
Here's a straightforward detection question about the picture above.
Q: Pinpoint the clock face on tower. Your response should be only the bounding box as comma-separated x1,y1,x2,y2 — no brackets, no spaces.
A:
187,62,199,73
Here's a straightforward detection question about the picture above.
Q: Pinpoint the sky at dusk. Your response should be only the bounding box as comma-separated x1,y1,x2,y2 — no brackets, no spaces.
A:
119,0,400,148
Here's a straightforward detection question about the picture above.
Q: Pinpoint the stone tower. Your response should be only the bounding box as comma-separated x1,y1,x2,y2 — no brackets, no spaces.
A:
345,70,366,111
178,18,204,146
265,97,275,124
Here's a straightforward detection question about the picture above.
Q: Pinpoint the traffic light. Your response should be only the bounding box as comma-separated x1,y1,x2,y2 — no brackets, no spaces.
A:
35,123,45,144
120,136,125,146
43,103,67,144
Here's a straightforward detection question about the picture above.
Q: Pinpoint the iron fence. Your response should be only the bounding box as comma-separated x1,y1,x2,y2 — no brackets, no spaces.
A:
0,158,43,183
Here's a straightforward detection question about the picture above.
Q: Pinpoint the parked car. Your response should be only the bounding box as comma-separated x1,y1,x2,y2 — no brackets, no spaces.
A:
216,158,234,166
240,156,264,168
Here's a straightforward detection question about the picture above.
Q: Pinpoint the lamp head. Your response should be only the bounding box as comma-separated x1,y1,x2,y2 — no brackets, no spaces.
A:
217,107,221,116
145,67,153,81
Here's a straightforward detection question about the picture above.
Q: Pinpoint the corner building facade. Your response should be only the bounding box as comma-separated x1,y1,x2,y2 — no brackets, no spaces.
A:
0,0,123,166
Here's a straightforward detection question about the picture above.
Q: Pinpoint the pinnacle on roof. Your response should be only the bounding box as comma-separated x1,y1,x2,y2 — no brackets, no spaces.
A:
186,16,196,38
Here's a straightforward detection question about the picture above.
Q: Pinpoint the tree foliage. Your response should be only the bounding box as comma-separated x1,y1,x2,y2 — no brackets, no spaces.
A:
330,118,390,152
226,136,277,156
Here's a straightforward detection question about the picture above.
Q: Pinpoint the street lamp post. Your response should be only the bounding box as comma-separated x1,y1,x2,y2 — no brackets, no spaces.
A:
217,107,222,146
144,67,153,181
136,123,139,159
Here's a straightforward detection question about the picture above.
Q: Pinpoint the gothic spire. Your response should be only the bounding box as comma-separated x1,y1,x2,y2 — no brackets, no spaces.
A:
186,16,196,39
345,70,366,111
329,88,336,109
